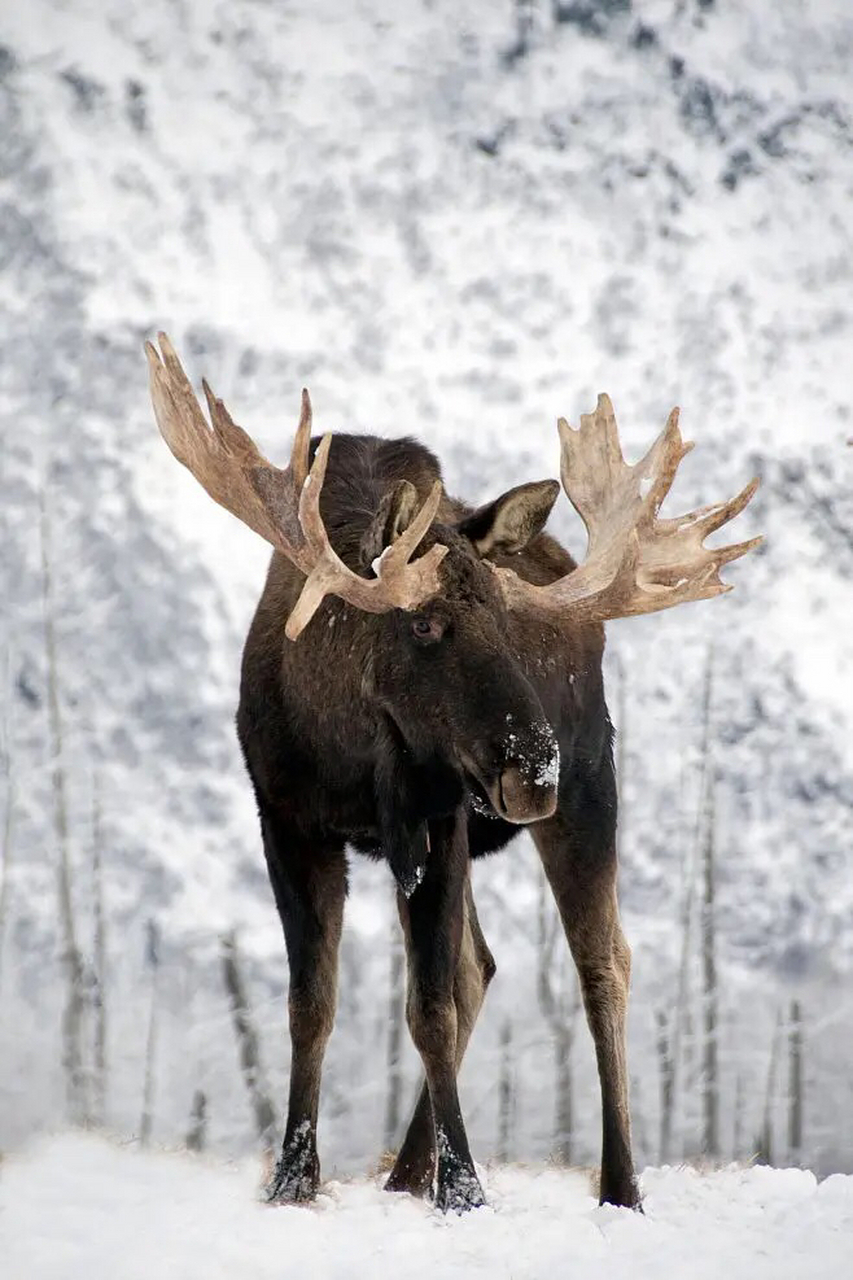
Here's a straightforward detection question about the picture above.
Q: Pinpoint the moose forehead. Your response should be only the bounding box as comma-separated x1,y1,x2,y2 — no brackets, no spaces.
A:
417,523,505,611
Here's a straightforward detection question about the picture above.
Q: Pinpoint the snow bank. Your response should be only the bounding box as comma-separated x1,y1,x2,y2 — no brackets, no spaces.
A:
1,1134,851,1280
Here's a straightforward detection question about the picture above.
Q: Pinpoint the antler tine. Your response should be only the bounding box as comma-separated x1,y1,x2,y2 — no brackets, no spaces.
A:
291,389,312,491
659,476,760,540
494,396,761,624
201,378,266,464
709,535,764,571
575,392,624,465
386,480,443,565
296,433,337,557
634,407,694,516
145,334,207,471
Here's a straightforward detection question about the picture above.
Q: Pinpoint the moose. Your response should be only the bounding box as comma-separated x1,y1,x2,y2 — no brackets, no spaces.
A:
146,334,760,1213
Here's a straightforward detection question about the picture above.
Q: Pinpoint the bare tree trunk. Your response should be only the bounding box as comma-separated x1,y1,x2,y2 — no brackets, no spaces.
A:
699,652,719,1158
0,647,14,992
221,930,276,1155
497,1018,514,1163
553,1022,575,1165
732,1071,744,1160
0,765,12,992
788,999,803,1166
631,1072,650,1165
755,1010,782,1165
655,1008,675,1163
661,653,715,1162
186,1089,208,1153
660,868,694,1160
41,494,88,1125
91,771,108,1125
536,866,580,1164
139,920,160,1147
384,908,405,1149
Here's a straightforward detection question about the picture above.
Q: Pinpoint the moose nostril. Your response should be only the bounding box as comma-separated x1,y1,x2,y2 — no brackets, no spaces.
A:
504,715,559,787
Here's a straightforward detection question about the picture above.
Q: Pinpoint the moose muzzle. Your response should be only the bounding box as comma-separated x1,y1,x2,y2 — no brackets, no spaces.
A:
496,761,558,823
464,718,559,824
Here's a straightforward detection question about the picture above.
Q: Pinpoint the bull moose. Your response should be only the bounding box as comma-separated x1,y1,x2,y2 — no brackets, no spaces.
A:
146,334,760,1213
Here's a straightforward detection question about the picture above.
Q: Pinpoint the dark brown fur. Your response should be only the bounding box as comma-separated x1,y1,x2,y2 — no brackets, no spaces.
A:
237,433,639,1212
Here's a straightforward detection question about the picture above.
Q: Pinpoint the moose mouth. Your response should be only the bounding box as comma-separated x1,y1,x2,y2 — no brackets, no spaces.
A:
466,774,502,820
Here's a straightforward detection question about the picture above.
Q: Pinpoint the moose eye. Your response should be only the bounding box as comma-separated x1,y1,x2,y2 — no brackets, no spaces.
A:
410,616,443,643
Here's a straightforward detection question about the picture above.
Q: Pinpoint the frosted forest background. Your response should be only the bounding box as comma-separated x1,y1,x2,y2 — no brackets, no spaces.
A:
1,0,852,1181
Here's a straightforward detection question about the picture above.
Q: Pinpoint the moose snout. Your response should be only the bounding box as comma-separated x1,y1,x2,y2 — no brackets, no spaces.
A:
497,716,560,823
497,762,558,824
464,718,560,824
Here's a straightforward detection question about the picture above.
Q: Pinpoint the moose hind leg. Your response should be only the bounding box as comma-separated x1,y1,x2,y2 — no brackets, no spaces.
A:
534,816,640,1209
578,900,638,1208
261,811,346,1204
386,874,495,1197
395,818,485,1213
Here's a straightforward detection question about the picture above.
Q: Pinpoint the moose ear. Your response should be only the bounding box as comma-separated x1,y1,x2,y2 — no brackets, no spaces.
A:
360,480,420,571
459,479,560,557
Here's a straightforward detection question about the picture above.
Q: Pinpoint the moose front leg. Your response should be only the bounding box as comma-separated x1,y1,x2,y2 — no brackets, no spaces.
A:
260,810,346,1204
396,814,485,1213
533,811,641,1210
386,873,495,1197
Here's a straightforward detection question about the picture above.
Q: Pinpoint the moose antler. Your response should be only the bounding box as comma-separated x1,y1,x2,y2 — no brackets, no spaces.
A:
495,394,761,622
145,333,447,639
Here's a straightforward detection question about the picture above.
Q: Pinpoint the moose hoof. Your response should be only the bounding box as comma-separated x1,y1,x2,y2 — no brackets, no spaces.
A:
264,1134,320,1205
434,1166,486,1214
265,1164,319,1205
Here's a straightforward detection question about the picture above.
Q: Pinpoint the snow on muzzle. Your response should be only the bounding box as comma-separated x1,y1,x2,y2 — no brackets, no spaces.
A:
465,718,560,824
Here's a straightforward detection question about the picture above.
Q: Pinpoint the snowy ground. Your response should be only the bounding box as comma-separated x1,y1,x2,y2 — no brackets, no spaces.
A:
1,1135,851,1280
